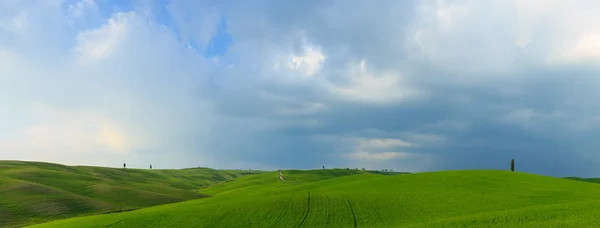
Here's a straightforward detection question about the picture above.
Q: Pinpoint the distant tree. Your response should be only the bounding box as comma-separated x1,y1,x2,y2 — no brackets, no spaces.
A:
323,165,325,169
150,164,152,169
511,159,515,172
123,163,126,169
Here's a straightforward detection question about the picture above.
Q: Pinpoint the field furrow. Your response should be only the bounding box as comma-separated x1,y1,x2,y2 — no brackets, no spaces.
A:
296,191,311,228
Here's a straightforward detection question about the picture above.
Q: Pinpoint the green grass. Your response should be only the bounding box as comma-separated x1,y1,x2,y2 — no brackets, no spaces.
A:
0,160,255,227
564,176,600,184
26,169,600,228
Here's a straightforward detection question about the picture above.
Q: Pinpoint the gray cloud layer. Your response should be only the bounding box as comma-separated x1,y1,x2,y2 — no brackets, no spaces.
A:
2,0,600,177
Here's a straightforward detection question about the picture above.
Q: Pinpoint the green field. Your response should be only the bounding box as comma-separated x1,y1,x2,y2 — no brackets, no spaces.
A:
19,165,600,228
0,160,255,227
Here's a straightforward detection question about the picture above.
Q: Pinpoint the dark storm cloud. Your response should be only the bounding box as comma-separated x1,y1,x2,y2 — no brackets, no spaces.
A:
200,48,600,176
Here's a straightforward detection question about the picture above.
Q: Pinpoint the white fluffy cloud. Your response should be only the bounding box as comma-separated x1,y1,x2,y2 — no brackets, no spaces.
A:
67,0,98,19
324,59,423,104
74,12,128,60
0,5,216,168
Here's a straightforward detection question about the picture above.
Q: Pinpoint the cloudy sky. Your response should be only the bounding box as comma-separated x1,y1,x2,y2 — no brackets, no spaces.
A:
2,0,600,177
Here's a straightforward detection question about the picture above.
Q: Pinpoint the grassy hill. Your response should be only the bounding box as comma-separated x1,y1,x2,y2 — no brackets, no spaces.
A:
0,160,254,228
564,176,600,184
27,169,600,228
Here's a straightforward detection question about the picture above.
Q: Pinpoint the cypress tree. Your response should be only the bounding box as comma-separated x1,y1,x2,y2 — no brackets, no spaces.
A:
510,159,515,172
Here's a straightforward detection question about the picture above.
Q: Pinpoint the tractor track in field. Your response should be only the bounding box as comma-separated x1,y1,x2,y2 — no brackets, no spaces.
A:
105,219,126,228
325,195,332,227
297,191,311,228
346,196,358,228
206,209,235,227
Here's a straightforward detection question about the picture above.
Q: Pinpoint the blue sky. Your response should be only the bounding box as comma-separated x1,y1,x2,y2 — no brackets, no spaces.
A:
2,0,600,177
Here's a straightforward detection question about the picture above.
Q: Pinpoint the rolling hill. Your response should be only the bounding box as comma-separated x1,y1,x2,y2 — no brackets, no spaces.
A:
27,169,600,228
0,160,255,228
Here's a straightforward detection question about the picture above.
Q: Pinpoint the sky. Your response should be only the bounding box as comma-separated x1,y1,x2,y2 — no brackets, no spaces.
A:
2,0,600,177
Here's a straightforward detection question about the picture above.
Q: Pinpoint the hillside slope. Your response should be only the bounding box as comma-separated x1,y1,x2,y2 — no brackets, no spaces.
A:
28,170,600,228
0,160,253,228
